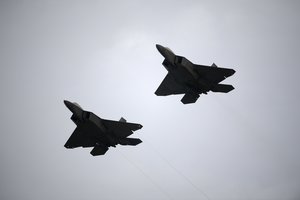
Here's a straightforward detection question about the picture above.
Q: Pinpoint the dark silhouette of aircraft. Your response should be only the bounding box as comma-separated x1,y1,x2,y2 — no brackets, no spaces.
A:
155,44,236,104
64,100,143,156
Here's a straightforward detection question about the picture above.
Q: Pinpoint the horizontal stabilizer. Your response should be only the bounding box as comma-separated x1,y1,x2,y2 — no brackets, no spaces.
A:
90,144,109,156
211,84,234,93
181,93,200,104
119,138,142,146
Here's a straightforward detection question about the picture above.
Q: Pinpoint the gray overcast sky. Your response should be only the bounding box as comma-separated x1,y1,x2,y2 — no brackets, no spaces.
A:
1,0,300,199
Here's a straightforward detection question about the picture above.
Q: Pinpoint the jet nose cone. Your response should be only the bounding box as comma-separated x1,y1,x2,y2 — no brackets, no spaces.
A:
64,100,72,108
156,44,164,54
156,44,163,49
64,100,75,112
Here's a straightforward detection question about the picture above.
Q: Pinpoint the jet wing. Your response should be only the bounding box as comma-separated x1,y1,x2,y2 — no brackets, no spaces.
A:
193,64,235,84
65,126,95,148
102,119,142,138
155,73,186,96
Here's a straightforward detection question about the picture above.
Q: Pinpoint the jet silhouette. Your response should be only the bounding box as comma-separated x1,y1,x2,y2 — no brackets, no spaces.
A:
155,44,235,104
64,100,143,156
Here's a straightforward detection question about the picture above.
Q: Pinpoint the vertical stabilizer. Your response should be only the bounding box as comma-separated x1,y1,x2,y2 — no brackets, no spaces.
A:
119,117,127,122
211,63,218,67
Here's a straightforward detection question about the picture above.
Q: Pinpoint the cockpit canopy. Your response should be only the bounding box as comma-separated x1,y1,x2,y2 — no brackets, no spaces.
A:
73,102,82,109
165,47,174,54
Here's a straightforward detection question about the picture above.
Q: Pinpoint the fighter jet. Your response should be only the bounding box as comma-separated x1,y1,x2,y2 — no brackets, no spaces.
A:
64,100,143,156
155,44,236,104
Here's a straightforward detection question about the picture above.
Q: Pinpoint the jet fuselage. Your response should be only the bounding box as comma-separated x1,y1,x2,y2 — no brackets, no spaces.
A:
64,100,117,148
156,44,209,94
